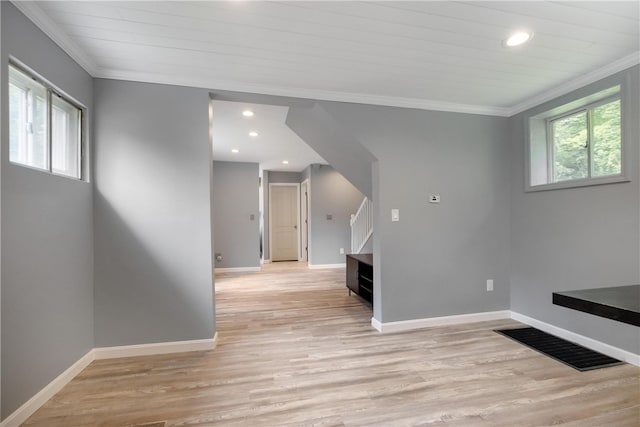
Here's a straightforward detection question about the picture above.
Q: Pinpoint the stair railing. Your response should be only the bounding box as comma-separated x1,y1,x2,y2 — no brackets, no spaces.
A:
350,197,373,254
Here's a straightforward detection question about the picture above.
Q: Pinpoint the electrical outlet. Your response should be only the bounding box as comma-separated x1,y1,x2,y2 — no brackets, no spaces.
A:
339,248,345,255
429,194,441,203
486,279,494,291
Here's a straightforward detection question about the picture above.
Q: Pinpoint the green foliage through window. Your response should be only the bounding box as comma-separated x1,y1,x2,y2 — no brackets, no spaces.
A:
591,101,621,177
550,98,621,183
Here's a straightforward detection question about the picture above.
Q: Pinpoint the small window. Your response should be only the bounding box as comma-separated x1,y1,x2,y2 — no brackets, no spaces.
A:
549,98,621,183
9,64,84,180
527,85,627,191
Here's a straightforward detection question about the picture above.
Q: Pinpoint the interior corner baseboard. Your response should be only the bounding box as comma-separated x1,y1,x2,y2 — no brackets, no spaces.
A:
372,310,511,333
0,349,95,427
308,263,346,269
214,266,261,273
510,312,640,366
93,334,218,360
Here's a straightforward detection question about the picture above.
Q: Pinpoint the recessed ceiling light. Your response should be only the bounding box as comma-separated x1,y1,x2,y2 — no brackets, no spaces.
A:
249,131,259,137
282,160,289,165
242,110,254,117
231,148,239,153
504,31,533,47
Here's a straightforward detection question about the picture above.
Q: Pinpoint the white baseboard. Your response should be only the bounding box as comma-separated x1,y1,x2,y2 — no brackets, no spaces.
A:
370,310,639,366
308,263,346,269
261,259,271,264
510,312,640,366
94,334,218,359
0,334,218,427
0,350,95,427
371,310,511,333
214,266,261,273
371,317,383,331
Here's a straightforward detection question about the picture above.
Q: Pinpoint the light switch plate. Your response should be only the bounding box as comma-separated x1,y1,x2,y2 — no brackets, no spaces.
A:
391,209,399,222
486,279,494,291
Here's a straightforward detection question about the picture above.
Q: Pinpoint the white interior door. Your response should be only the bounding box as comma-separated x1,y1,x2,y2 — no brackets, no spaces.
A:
270,184,299,261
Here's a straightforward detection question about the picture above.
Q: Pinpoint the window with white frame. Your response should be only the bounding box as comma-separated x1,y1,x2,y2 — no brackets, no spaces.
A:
527,85,627,191
9,64,84,179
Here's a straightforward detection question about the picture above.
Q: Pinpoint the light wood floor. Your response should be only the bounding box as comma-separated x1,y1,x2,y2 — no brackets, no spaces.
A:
24,262,639,426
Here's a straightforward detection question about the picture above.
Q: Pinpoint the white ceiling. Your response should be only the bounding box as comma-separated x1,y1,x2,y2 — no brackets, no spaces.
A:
211,101,326,172
14,1,640,169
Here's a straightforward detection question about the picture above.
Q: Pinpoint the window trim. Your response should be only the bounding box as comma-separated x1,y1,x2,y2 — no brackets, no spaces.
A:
8,61,87,181
524,73,631,193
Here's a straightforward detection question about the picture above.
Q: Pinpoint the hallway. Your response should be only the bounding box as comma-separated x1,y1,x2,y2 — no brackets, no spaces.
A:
216,262,369,342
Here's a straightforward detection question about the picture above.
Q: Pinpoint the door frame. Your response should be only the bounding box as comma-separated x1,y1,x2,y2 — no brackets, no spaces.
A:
300,179,310,262
268,183,301,262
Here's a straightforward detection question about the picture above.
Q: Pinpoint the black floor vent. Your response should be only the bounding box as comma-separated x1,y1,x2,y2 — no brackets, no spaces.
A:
495,327,624,371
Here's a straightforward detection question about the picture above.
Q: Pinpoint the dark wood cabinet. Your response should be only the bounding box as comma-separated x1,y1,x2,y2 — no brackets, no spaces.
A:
346,253,373,306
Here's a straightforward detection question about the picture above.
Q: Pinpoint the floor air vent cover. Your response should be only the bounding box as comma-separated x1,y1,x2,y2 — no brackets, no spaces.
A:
495,327,624,371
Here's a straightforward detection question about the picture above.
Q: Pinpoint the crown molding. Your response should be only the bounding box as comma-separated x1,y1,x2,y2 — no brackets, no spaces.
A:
507,51,640,117
11,0,98,76
96,68,511,116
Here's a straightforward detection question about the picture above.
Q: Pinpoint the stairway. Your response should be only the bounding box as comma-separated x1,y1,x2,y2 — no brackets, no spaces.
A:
350,197,373,254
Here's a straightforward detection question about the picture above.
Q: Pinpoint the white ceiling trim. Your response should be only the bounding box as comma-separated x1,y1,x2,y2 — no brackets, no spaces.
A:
11,0,98,75
507,51,640,116
13,1,639,118
96,68,511,116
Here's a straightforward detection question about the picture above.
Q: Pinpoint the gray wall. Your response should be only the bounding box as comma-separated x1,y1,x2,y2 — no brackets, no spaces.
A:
1,3,94,418
509,66,640,354
212,161,260,269
93,79,214,347
320,102,512,323
263,170,302,261
308,165,363,265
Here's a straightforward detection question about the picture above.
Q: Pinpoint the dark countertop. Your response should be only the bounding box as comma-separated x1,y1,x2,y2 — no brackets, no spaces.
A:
553,285,640,327
346,253,373,266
